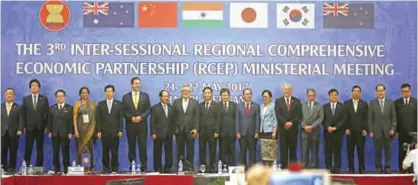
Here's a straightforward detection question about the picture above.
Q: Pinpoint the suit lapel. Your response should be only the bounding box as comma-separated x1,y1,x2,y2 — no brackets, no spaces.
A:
2,104,7,117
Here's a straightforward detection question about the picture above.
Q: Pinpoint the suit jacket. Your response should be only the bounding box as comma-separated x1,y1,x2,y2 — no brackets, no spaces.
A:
368,98,397,139
122,91,151,134
300,101,324,139
260,103,277,133
172,98,199,134
150,103,174,139
220,101,236,137
323,102,346,133
47,103,73,138
395,97,417,134
344,99,368,133
199,101,221,136
1,102,23,137
96,99,123,137
235,101,260,136
22,94,49,131
275,96,302,133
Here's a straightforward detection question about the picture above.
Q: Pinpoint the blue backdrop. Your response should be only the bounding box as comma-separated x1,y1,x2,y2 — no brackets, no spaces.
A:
1,1,417,172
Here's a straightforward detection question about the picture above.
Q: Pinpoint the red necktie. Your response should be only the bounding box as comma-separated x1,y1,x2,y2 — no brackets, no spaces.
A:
245,102,250,114
286,98,290,112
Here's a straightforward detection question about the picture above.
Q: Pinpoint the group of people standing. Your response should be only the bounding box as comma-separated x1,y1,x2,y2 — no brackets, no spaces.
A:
1,77,416,175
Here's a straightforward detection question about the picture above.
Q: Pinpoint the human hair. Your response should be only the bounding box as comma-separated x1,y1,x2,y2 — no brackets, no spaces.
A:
159,90,169,97
261,90,272,97
401,83,411,90
203,87,213,93
376,84,386,91
104,85,115,92
328,88,339,95
79,87,90,96
130,77,141,84
4,88,15,94
306,88,316,95
242,88,252,95
351,85,362,92
220,88,230,96
281,83,292,90
55,89,66,97
29,79,41,88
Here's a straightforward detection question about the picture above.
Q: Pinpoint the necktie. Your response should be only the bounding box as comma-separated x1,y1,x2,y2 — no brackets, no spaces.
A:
245,102,250,114
331,104,335,115
405,99,409,106
286,98,290,112
308,102,312,112
164,104,168,117
6,104,11,116
33,95,37,110
224,102,228,112
59,104,62,111
379,100,384,113
205,102,209,110
134,93,139,109
108,101,112,114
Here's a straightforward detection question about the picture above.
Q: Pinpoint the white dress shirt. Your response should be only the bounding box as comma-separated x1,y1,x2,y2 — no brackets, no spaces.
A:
353,99,359,112
107,98,113,113
182,98,189,113
404,97,410,105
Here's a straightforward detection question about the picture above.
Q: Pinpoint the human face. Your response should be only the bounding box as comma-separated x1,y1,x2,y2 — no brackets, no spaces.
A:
4,89,15,103
56,92,66,104
30,82,40,94
243,89,252,102
131,79,141,92
307,91,316,102
105,88,114,100
203,89,212,102
262,92,271,104
401,87,411,99
160,91,169,104
283,85,292,97
182,86,191,99
221,92,229,102
376,86,386,99
329,92,338,103
80,89,89,100
352,88,361,100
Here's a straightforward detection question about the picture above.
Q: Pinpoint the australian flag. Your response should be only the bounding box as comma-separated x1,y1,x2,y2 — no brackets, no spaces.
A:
83,2,134,28
323,3,374,29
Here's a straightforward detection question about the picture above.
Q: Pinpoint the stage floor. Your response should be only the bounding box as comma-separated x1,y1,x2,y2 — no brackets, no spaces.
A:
1,173,415,185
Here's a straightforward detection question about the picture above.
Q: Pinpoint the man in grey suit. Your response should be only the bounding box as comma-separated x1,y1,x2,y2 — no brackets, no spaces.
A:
300,88,323,169
368,84,397,174
173,85,199,171
236,88,260,168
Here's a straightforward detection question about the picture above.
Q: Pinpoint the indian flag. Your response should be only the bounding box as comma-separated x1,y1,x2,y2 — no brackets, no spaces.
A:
182,2,223,28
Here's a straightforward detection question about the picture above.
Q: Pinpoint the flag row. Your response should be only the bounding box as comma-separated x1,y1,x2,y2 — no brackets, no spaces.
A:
82,2,374,29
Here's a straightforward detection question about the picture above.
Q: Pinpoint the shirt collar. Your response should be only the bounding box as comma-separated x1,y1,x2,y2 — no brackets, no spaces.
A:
404,97,410,101
379,97,385,102
32,93,39,97
132,91,140,96
183,98,189,102
107,98,114,103
58,102,65,107
161,102,167,106
206,100,212,104
6,102,13,106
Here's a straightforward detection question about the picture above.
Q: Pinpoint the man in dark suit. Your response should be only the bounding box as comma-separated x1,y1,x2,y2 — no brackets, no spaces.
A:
151,90,175,173
22,79,49,166
236,88,260,168
219,88,236,167
395,83,417,173
173,85,199,171
199,87,220,173
344,85,368,174
96,85,123,173
47,89,73,174
275,83,302,169
1,88,23,172
122,77,150,172
323,89,346,174
368,84,397,174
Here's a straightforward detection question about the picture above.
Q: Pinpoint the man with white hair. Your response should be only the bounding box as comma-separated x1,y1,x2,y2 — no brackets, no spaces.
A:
275,83,302,169
173,85,200,171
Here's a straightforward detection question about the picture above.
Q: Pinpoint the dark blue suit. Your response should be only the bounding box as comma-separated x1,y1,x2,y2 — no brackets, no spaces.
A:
235,101,260,167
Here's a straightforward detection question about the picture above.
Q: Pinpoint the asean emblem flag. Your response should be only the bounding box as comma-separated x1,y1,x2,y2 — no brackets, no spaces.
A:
138,2,177,28
277,4,315,29
230,3,268,28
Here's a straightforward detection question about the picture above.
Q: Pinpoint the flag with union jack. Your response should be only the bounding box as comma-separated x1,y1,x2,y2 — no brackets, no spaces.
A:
323,2,374,29
83,2,134,28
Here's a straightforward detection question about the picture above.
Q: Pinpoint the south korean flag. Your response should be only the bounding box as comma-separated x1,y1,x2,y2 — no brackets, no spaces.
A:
277,4,315,29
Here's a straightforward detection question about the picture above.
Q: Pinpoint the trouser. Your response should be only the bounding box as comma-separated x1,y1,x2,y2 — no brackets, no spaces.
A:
279,130,297,168
102,135,120,172
374,136,392,169
1,131,19,171
347,131,365,171
25,128,44,166
52,135,70,173
324,131,342,170
153,134,173,172
220,136,236,166
199,134,217,171
239,135,256,168
176,131,195,171
127,130,147,172
399,132,412,171
301,135,319,168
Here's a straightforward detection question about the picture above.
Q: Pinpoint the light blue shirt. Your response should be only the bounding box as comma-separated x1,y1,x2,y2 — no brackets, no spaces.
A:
260,103,277,133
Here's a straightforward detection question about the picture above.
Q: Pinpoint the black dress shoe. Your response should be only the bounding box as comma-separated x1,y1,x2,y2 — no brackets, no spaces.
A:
384,168,391,174
359,170,364,174
380,169,384,174
348,170,355,174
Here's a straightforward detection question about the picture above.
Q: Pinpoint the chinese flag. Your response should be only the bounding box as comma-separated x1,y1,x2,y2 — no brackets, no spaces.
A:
139,2,177,28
